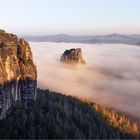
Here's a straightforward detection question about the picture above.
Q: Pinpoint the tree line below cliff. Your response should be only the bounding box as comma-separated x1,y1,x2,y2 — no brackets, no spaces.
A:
0,88,139,139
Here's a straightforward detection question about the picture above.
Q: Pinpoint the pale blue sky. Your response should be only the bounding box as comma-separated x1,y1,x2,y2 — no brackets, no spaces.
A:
0,0,140,35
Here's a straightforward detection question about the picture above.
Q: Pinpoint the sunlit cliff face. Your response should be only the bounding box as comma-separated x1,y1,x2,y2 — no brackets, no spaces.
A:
0,30,37,117
30,42,140,118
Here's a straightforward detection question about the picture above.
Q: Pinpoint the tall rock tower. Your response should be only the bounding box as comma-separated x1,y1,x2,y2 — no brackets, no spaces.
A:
60,48,86,64
0,29,37,118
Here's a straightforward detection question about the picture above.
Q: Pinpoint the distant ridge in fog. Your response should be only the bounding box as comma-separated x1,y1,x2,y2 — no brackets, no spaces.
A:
23,33,140,45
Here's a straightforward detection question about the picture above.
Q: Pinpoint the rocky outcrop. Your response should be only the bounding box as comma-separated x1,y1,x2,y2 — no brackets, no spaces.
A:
60,48,86,64
0,29,37,118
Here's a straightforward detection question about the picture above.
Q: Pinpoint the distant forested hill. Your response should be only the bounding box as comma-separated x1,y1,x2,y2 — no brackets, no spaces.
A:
23,33,140,45
0,89,139,139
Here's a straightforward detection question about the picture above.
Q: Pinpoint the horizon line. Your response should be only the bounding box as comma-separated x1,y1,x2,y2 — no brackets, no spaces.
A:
19,33,140,37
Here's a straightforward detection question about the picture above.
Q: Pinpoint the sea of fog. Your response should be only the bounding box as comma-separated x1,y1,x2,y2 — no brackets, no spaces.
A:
30,42,140,118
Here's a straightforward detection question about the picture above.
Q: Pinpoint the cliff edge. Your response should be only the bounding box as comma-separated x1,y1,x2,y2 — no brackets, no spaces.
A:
0,29,37,118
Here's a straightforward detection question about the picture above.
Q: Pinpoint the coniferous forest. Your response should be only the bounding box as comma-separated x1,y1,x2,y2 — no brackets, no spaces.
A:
0,89,139,139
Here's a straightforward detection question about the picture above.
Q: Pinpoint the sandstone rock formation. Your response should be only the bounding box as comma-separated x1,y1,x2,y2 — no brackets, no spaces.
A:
60,48,86,64
0,29,37,118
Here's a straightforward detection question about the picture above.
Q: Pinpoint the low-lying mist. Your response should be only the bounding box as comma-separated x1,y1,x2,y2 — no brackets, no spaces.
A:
30,42,140,118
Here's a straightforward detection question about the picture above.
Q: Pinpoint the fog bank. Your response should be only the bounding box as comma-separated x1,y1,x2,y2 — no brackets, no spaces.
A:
30,42,140,117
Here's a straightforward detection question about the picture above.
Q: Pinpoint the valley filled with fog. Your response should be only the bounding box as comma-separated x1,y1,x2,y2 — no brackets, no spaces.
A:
30,42,140,118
